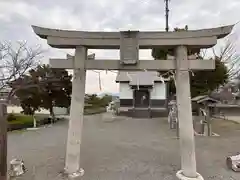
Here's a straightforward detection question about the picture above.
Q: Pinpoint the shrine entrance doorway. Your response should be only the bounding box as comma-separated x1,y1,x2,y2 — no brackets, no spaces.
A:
134,89,150,108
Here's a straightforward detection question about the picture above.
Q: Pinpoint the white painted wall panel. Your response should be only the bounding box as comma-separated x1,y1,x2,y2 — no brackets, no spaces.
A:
7,106,68,115
119,83,133,99
150,83,166,99
7,105,50,114
53,107,68,115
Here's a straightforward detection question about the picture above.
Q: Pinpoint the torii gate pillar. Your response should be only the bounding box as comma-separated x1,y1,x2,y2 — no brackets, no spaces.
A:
64,46,86,177
175,46,203,180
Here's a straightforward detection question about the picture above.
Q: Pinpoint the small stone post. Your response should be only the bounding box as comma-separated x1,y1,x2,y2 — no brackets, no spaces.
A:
64,46,86,177
175,46,203,180
205,106,212,136
0,101,7,180
176,120,179,138
199,108,205,135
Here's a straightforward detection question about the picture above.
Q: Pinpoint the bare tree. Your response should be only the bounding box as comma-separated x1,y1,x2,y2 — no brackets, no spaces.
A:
212,36,240,79
0,41,44,90
0,42,44,179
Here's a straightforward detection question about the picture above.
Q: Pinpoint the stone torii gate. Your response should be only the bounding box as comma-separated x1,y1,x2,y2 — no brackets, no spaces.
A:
32,25,233,180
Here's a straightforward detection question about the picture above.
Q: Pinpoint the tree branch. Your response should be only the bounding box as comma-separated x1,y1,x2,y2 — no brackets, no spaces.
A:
0,41,45,90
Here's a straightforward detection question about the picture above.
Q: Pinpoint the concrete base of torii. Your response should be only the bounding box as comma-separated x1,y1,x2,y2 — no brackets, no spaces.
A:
62,168,85,179
176,170,204,180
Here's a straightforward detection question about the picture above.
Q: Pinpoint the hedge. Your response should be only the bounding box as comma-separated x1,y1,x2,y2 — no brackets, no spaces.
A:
84,107,106,115
7,114,63,131
7,107,106,131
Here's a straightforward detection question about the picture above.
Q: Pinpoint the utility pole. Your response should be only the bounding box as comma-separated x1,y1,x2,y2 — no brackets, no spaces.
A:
164,0,170,32
0,101,7,180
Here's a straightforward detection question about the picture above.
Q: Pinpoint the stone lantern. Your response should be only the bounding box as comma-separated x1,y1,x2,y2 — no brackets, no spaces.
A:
226,154,240,172
9,159,26,177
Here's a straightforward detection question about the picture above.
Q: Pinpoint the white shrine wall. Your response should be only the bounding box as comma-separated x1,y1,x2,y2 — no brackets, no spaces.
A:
119,83,133,99
150,83,166,100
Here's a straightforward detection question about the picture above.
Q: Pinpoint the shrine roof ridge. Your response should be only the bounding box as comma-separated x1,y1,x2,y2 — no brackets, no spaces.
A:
32,25,234,40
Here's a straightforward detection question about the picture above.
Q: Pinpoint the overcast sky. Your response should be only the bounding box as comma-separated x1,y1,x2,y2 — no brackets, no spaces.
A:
0,0,240,94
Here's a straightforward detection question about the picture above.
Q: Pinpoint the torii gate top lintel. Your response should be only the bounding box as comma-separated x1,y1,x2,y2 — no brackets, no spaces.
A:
32,24,234,71
32,25,234,49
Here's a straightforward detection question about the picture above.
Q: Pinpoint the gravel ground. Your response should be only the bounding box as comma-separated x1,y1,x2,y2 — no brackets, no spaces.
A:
7,113,240,180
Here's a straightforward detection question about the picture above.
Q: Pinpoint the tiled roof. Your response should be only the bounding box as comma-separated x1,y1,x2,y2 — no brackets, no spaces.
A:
116,71,168,85
192,95,219,104
210,90,235,101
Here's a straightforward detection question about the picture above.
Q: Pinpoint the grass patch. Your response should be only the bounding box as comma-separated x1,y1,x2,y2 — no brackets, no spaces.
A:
84,107,106,115
8,114,33,125
7,114,34,131
7,114,57,131
6,106,106,131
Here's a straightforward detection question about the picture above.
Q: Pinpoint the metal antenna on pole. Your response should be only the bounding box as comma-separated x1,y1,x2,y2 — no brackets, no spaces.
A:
164,0,170,32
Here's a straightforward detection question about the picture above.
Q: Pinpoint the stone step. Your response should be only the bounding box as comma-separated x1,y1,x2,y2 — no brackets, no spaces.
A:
129,109,151,118
118,108,168,118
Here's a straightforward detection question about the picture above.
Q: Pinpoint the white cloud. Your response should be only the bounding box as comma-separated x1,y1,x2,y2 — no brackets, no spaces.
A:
0,0,240,94
0,2,37,21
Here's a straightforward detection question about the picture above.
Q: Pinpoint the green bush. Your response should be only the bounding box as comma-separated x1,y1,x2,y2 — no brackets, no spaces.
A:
84,107,106,115
7,113,17,122
7,114,66,131
8,115,33,125
7,114,34,131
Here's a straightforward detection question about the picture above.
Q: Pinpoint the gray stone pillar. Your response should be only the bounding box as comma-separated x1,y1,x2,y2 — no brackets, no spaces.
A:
175,46,203,180
205,106,212,136
64,46,86,178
